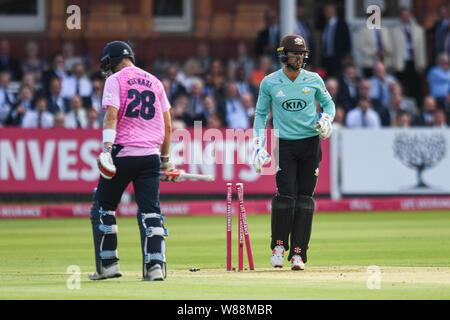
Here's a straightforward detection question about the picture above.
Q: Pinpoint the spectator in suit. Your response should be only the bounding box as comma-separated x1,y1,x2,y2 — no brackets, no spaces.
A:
356,22,394,77
0,39,22,81
62,41,84,73
86,107,101,129
434,109,447,127
333,106,346,129
0,71,15,124
325,78,340,105
21,95,54,129
389,82,419,117
225,61,237,82
337,65,359,112
171,94,192,128
61,62,92,101
150,48,172,79
88,77,105,125
231,41,254,81
254,9,280,63
202,72,215,96
5,84,33,127
21,41,47,84
177,58,202,90
223,82,248,129
357,79,378,107
390,7,427,106
194,42,212,75
41,52,68,95
369,61,397,110
320,3,351,77
161,78,171,97
235,66,253,98
165,65,186,103
387,92,410,127
64,95,87,129
428,5,449,65
413,95,437,126
294,3,313,64
206,113,223,128
53,111,65,128
185,78,205,123
446,27,450,57
22,72,37,95
210,58,224,78
427,53,450,109
195,94,217,126
211,74,227,105
240,92,256,127
397,110,412,128
346,97,381,128
47,77,66,114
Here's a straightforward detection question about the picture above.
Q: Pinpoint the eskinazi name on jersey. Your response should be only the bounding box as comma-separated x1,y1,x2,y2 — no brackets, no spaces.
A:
281,99,307,112
127,78,153,89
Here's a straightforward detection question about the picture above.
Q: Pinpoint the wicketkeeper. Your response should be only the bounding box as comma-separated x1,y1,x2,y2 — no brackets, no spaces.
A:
252,34,335,270
89,41,173,281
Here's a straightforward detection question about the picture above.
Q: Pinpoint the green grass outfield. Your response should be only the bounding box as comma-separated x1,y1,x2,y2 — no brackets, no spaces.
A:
0,211,449,300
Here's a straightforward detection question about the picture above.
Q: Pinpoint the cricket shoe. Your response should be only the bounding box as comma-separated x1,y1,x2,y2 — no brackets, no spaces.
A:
291,254,305,271
143,264,165,281
89,263,122,280
270,245,285,268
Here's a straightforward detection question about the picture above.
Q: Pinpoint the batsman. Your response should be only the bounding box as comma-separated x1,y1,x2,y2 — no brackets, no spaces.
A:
89,41,174,281
252,34,335,270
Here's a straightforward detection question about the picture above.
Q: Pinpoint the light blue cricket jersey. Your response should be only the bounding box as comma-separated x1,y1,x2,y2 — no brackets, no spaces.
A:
253,68,335,140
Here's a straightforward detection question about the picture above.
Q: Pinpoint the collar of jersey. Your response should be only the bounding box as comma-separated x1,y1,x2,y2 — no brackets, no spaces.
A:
280,68,304,84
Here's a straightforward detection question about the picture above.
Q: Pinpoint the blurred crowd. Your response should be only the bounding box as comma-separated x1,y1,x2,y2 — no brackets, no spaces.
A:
0,4,449,130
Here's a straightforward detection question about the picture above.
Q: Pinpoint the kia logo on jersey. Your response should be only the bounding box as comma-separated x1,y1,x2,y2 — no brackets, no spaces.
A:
281,99,307,111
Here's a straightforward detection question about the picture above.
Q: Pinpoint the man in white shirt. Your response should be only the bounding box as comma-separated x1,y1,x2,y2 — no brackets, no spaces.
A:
390,7,426,105
224,82,249,129
86,107,101,129
65,95,87,129
346,97,381,128
21,96,54,128
369,61,397,109
61,62,92,100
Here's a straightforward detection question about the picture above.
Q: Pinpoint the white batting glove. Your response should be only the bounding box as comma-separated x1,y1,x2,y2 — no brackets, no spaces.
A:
251,137,271,174
97,147,116,179
314,113,333,139
160,155,175,170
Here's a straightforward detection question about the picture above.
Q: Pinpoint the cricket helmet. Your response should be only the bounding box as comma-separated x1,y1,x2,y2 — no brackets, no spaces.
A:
100,41,135,77
277,34,309,68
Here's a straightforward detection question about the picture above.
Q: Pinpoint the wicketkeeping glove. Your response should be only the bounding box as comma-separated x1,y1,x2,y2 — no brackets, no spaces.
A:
251,136,271,174
314,113,333,139
97,147,116,179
